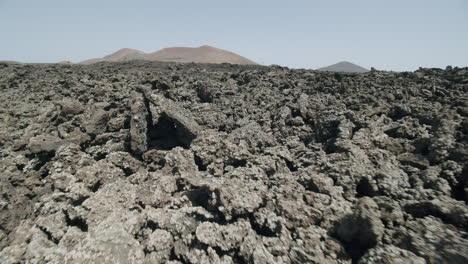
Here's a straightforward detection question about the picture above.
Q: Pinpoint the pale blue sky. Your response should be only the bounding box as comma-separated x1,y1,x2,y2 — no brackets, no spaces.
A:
0,0,466,70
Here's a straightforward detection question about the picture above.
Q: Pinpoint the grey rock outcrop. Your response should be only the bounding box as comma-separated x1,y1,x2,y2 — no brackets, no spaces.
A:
0,61,466,263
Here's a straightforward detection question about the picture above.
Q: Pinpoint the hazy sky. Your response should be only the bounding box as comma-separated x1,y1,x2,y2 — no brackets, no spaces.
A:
0,0,467,71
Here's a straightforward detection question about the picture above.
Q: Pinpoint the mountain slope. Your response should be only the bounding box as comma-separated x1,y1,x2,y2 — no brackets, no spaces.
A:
80,46,256,65
102,48,146,61
317,61,369,73
81,48,146,64
147,45,256,64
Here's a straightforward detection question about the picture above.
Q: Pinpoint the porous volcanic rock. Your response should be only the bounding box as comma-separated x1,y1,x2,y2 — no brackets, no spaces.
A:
0,61,467,263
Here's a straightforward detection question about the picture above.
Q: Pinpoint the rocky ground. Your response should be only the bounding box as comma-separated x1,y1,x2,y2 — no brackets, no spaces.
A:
0,61,467,264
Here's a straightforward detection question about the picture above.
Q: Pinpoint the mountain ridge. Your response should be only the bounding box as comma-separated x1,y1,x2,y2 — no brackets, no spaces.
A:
80,45,257,65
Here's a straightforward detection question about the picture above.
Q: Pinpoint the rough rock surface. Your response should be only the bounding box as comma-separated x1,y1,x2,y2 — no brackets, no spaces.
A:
0,61,467,263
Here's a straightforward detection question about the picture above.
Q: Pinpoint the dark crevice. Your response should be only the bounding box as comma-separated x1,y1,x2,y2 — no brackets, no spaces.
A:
452,180,466,203
175,178,187,192
284,159,297,172
169,247,190,264
302,136,314,146
25,192,36,200
64,210,88,232
384,127,401,138
38,226,59,244
127,146,145,162
413,138,431,156
122,167,134,177
40,168,50,178
89,180,102,192
265,168,275,178
185,187,212,209
348,246,369,264
356,178,375,198
315,120,340,143
404,204,446,220
16,164,25,171
352,123,363,134
291,109,301,118
150,79,171,92
79,140,91,153
123,115,131,129
103,102,117,111
453,165,467,203
419,146,430,156
145,220,159,231
218,124,227,132
148,113,186,150
142,93,156,151
194,154,207,171
71,196,88,206
232,254,247,264
137,201,147,210
225,158,247,168
92,152,107,161
337,236,371,263
298,178,319,193
184,187,229,224
28,151,55,171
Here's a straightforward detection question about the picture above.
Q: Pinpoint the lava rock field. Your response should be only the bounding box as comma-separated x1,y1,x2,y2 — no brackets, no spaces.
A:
0,61,467,263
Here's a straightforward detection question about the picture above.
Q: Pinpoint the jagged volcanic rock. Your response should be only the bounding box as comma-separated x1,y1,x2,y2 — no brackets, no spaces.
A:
0,61,467,263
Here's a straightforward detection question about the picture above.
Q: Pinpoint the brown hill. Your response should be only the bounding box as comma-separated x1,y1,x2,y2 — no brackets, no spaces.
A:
81,48,146,64
80,45,256,65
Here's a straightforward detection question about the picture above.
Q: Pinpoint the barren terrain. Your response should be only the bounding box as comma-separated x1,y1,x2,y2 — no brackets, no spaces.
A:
0,61,467,263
